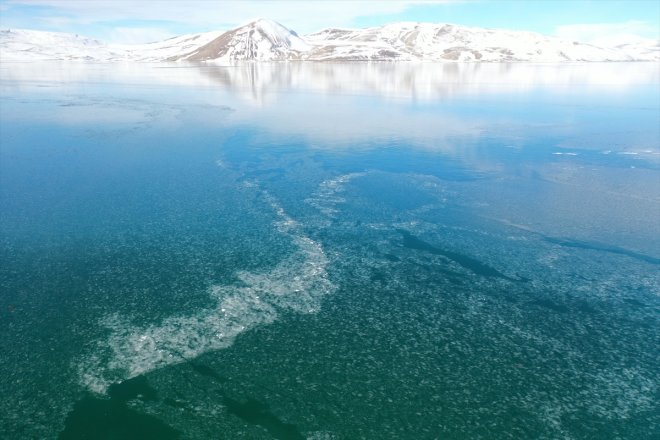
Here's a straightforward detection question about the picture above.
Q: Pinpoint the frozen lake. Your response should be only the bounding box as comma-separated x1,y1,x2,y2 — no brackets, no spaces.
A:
1,62,659,439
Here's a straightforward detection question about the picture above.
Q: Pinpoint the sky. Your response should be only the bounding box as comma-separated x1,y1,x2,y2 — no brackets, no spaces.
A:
0,0,658,45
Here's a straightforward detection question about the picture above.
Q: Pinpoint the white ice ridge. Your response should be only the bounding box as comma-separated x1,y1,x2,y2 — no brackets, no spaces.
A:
305,172,367,218
78,187,334,394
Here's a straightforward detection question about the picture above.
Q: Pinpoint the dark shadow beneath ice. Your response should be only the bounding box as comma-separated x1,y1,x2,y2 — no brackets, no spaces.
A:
188,361,305,440
543,236,660,265
222,396,305,440
58,376,179,440
397,229,519,281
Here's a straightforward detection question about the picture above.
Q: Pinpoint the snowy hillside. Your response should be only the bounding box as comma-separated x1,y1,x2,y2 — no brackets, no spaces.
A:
0,29,122,61
117,30,227,62
1,19,658,63
304,22,642,62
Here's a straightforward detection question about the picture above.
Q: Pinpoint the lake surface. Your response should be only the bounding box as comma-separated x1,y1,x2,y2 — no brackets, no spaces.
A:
1,62,659,439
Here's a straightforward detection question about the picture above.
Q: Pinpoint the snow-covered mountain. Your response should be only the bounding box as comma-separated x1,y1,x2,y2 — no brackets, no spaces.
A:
1,19,658,63
172,19,309,62
304,22,650,62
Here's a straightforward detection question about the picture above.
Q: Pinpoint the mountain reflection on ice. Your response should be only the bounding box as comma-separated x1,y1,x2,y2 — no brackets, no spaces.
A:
2,61,658,100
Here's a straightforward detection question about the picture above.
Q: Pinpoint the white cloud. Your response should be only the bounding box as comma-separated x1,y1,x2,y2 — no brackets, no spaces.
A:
4,0,459,42
555,21,659,48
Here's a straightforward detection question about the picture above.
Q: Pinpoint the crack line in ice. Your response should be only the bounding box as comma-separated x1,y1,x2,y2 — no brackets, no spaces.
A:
78,184,334,394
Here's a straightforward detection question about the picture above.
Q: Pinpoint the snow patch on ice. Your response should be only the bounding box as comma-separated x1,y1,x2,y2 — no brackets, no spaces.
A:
78,185,334,394
305,172,367,218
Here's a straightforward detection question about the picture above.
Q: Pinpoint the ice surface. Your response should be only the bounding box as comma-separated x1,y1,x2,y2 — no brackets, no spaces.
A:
1,62,658,439
78,184,334,394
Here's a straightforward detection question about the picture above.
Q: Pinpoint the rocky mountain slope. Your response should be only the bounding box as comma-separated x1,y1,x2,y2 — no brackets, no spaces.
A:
173,19,309,62
1,19,658,62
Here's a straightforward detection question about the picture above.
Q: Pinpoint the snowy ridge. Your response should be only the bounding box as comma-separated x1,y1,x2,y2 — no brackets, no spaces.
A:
0,28,121,61
2,19,658,63
305,22,643,62
117,30,227,62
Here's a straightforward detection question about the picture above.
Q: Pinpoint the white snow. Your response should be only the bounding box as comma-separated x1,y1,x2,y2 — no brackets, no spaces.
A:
0,29,121,61
305,22,643,62
115,30,226,61
1,20,658,63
